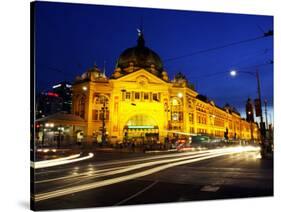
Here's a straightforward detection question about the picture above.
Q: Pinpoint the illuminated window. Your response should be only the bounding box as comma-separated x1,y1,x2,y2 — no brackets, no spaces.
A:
95,95,108,104
172,113,179,121
135,92,140,100
92,110,98,121
105,111,109,120
143,92,149,100
189,113,194,123
99,110,104,121
152,93,158,101
125,92,131,100
78,96,85,118
178,112,183,121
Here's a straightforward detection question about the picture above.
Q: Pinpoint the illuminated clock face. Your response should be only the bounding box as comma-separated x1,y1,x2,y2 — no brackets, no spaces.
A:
136,75,149,87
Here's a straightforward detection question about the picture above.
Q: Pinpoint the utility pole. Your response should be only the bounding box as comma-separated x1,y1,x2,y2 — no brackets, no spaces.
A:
264,99,268,130
255,69,270,158
256,69,265,137
256,69,263,128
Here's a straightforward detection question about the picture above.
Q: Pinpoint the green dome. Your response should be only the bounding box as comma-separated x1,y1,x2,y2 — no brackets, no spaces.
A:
116,32,163,73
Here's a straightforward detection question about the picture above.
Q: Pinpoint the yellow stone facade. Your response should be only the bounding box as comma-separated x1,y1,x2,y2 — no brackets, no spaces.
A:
72,33,260,144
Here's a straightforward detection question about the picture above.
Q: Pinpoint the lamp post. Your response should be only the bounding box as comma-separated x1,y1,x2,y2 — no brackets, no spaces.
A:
99,95,108,146
230,69,267,156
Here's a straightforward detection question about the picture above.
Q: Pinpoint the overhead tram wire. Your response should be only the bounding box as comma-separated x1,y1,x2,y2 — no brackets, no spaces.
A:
163,30,273,62
229,48,273,67
175,48,271,82
188,61,273,80
38,64,75,79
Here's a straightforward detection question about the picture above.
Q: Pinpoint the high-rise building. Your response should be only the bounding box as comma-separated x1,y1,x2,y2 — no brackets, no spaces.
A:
36,92,63,118
52,81,72,114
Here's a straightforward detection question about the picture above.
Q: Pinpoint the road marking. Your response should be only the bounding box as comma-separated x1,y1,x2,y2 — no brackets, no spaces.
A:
200,185,220,192
115,181,158,206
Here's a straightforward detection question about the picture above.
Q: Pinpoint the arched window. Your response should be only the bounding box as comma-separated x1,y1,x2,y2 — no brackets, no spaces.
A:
170,97,183,123
78,96,85,118
126,114,157,127
94,95,109,105
92,95,109,121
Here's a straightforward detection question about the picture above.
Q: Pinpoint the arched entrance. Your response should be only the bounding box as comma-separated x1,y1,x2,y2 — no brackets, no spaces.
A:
123,114,159,144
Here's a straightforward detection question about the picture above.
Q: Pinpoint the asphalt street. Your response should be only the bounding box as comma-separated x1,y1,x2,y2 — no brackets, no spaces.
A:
32,146,273,210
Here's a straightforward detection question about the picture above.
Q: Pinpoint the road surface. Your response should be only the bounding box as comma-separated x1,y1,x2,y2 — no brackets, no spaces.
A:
32,146,273,210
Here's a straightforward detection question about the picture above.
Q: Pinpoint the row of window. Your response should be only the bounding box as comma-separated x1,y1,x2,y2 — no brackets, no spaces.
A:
123,91,160,102
194,129,249,136
190,127,195,133
214,118,224,127
197,128,207,134
196,107,207,113
197,115,207,124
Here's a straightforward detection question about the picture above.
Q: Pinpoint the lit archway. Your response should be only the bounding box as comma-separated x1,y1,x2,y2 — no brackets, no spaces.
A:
123,114,159,143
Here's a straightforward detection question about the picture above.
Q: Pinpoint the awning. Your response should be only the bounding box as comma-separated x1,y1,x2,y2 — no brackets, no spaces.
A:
36,113,86,126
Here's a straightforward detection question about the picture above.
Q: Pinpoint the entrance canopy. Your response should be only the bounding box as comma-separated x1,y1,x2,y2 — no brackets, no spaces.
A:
36,112,86,126
125,114,158,129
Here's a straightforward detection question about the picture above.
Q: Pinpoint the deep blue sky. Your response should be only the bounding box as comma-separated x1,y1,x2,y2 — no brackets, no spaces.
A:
34,1,273,120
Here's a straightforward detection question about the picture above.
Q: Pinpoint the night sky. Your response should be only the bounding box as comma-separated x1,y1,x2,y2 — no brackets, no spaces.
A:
34,1,273,122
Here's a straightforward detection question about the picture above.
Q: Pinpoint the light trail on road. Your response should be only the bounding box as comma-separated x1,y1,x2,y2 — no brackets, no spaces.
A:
32,153,94,169
34,146,259,202
32,153,81,166
34,147,221,175
35,150,222,184
35,147,251,183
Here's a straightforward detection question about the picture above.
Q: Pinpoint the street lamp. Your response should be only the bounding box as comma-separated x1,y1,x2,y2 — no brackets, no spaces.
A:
229,69,263,126
230,70,237,77
229,68,267,156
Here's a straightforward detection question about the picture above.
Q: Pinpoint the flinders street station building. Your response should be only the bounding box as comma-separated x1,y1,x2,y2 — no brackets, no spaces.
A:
69,31,259,144
37,31,259,145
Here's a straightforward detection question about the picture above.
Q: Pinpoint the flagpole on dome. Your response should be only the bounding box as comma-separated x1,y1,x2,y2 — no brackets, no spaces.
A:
137,17,145,47
103,60,106,78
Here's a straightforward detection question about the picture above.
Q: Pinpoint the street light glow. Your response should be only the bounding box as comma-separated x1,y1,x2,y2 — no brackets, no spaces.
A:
177,92,183,98
82,86,87,91
230,70,237,77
